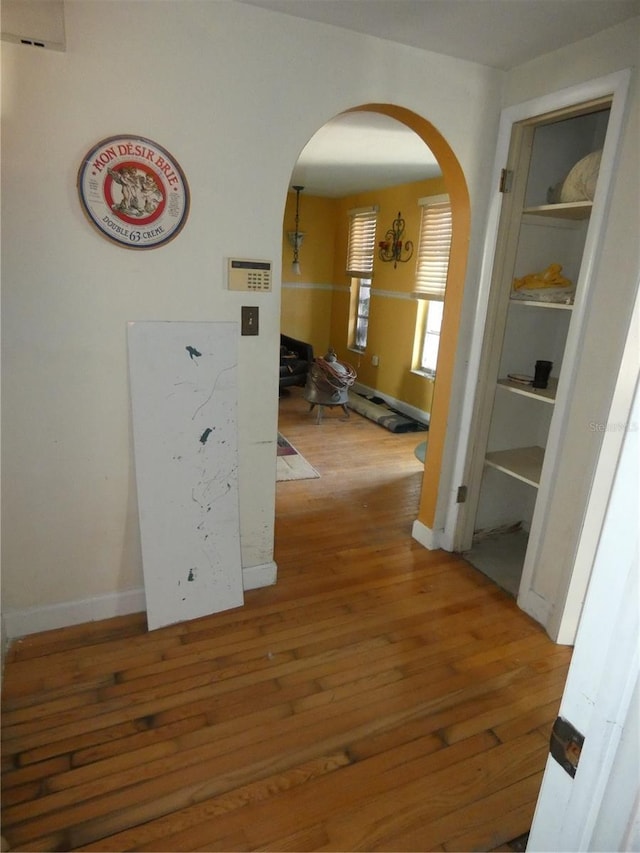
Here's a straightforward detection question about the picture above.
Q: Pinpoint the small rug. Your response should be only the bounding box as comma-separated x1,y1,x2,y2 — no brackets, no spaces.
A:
348,392,429,434
414,440,427,463
276,433,320,482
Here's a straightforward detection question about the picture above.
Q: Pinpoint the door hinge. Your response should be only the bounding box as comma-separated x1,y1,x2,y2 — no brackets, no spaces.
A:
499,168,514,193
550,716,585,778
456,485,468,504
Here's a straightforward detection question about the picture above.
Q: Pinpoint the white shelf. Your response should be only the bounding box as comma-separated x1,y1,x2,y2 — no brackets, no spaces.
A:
523,201,592,220
484,446,545,488
509,297,573,310
497,377,557,403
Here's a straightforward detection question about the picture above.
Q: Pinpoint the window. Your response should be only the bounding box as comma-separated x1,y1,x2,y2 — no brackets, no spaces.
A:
353,278,371,351
420,300,444,376
346,206,378,351
414,195,452,376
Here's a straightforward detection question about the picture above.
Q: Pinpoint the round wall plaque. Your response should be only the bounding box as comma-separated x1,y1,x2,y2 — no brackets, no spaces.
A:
77,135,190,249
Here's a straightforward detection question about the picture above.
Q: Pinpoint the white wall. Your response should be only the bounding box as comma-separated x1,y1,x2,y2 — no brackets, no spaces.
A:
0,0,502,637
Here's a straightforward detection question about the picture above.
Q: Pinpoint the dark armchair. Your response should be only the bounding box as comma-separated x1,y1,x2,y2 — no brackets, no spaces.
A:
279,333,313,394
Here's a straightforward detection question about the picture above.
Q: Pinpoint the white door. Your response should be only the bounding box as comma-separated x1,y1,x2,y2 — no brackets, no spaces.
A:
528,302,639,851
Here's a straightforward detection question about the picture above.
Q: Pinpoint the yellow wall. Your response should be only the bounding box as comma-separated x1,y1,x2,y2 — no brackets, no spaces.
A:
281,192,340,357
280,287,333,356
282,192,338,284
281,177,447,416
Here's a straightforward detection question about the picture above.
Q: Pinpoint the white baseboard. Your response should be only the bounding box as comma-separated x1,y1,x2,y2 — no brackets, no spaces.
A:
2,587,148,642
412,519,441,551
3,563,278,641
352,381,430,426
242,561,277,590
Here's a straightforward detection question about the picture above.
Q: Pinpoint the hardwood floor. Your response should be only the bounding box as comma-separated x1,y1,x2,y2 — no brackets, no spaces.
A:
1,387,572,852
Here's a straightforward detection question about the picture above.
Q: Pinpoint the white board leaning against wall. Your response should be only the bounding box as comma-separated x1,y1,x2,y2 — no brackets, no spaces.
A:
128,321,244,631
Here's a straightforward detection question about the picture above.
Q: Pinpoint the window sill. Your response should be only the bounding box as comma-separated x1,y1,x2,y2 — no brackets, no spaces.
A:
411,369,436,381
348,346,365,355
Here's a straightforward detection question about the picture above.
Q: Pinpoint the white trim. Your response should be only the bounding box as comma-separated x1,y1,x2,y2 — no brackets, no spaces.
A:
413,293,444,302
348,204,379,215
552,281,640,644
529,372,639,852
2,563,278,640
3,588,148,641
418,193,449,206
503,69,630,126
281,283,416,301
282,281,335,290
411,519,441,551
411,368,436,381
282,281,351,293
352,380,430,426
242,561,277,590
370,288,414,301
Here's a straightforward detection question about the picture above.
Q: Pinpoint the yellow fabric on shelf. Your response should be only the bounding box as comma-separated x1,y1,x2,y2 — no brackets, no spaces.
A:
513,263,573,291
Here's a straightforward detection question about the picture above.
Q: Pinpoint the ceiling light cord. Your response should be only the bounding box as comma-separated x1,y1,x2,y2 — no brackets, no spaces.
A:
291,185,304,275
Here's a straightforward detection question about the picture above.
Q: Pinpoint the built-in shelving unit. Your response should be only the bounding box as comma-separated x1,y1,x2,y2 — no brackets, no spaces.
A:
485,446,545,488
496,377,558,402
464,98,612,602
509,299,573,309
523,201,593,220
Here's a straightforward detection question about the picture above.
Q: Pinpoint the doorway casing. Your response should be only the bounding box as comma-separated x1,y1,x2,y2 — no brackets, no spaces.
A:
441,69,632,644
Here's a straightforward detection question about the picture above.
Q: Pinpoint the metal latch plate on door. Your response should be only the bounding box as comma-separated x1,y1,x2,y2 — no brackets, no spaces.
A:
550,715,585,778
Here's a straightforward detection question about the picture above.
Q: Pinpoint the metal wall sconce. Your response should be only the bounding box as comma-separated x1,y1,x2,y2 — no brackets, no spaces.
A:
378,211,413,268
286,185,305,275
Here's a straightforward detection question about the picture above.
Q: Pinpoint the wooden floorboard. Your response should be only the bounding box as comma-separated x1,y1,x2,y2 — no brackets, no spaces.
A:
1,387,572,851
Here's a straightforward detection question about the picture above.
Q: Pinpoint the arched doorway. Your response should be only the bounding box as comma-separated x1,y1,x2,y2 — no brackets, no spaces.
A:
348,105,470,539
280,104,471,545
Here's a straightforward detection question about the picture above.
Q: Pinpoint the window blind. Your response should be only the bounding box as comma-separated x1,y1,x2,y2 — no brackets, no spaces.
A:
414,196,452,300
346,206,378,278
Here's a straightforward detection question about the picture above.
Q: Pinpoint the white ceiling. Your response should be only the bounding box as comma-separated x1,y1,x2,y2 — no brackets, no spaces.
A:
291,111,441,198
238,0,639,69
237,0,639,197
